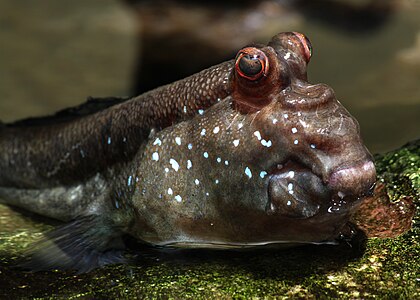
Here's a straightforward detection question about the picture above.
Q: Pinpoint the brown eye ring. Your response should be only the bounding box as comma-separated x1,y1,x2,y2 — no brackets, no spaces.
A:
235,48,269,81
292,32,312,63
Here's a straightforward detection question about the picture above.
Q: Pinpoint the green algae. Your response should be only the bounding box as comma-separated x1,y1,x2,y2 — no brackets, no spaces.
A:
375,139,420,200
1,141,419,299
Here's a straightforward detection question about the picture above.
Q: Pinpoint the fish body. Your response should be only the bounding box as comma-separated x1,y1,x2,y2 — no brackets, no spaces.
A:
0,32,376,271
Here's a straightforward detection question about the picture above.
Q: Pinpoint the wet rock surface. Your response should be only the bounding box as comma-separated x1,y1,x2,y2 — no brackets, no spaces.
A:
0,140,418,299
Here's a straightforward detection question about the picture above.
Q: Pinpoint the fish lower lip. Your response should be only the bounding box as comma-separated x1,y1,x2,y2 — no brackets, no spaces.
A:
328,160,376,196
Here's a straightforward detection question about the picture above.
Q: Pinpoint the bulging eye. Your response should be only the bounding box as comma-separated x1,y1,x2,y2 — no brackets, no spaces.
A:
235,48,268,81
293,32,313,63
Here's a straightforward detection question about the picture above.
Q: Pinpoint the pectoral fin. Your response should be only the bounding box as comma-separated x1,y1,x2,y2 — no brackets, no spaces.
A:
21,215,127,273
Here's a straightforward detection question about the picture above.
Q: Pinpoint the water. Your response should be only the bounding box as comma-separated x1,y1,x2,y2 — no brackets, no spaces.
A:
299,3,420,153
0,0,419,153
0,0,136,120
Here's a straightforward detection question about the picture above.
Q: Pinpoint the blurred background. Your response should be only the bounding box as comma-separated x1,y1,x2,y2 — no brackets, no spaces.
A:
0,0,419,153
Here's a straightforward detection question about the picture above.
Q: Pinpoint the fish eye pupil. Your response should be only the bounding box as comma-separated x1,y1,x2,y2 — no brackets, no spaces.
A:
239,54,263,77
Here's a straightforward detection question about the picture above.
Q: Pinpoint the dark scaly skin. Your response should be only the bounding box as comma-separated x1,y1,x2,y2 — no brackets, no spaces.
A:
0,32,382,271
0,62,232,188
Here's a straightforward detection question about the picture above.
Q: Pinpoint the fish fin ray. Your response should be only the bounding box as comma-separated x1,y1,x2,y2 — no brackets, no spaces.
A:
19,215,126,273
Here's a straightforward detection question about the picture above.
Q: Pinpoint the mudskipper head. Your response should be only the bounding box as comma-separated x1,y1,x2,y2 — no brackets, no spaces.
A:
229,32,376,218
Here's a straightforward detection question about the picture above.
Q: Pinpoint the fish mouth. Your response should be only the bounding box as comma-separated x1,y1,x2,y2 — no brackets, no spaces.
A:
266,158,376,218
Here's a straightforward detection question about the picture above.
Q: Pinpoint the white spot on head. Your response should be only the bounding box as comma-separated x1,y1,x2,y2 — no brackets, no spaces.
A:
153,137,162,146
195,179,200,185
261,139,272,147
206,192,209,196
245,167,252,179
175,195,182,202
175,137,181,145
217,157,222,163
294,139,299,145
310,144,316,149
259,171,267,178
224,160,229,166
291,127,297,133
107,137,112,144
254,131,262,140
187,160,192,169
169,158,180,172
284,52,291,60
152,152,159,161
272,118,278,124
198,109,204,115
299,120,308,128
167,188,173,195
200,128,206,136
188,143,193,150
203,152,209,158
233,139,240,147
165,167,169,173
287,200,292,206
284,113,289,119
213,126,220,134
215,179,219,184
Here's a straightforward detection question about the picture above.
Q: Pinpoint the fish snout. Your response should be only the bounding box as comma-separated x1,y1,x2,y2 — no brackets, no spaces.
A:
327,160,376,197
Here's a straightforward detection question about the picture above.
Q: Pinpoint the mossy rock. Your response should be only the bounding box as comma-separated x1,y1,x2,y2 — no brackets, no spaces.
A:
1,140,419,299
